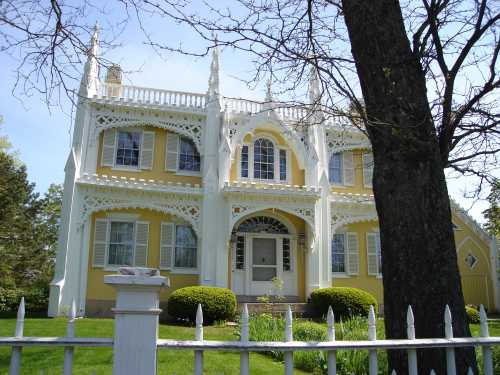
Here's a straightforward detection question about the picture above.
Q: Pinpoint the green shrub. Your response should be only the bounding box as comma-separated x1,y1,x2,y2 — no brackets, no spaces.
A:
311,287,378,319
466,306,480,324
167,286,236,324
0,286,48,313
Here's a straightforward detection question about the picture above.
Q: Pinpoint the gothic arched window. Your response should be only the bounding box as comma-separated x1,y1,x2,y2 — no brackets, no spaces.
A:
254,138,275,180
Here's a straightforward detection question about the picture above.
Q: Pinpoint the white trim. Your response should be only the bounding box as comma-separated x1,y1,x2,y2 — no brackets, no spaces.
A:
106,213,140,220
332,272,351,278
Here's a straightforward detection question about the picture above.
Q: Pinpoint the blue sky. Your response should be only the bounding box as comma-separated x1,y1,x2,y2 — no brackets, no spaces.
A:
0,7,492,224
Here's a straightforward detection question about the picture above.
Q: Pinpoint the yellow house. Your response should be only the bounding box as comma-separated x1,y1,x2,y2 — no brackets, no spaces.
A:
48,28,499,317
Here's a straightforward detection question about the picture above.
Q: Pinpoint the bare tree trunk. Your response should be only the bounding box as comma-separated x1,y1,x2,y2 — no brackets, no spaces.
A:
341,1,476,373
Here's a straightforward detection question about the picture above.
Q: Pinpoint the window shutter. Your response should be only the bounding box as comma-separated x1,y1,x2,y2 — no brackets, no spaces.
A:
343,151,355,186
367,232,379,275
160,222,175,270
346,232,359,275
363,153,374,188
93,219,109,267
134,221,149,267
101,129,116,167
165,133,179,171
140,131,155,170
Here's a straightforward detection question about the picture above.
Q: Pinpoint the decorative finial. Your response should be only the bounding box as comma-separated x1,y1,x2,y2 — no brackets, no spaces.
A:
308,64,320,105
265,78,273,102
207,34,220,100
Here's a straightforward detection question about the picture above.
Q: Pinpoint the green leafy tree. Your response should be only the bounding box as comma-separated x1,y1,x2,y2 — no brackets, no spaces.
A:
0,151,62,291
484,181,500,237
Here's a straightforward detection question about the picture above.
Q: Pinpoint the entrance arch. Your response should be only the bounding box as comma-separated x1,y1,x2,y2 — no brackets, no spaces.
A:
230,212,299,298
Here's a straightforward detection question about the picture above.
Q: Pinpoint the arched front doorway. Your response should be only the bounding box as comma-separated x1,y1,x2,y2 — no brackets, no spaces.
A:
231,214,298,297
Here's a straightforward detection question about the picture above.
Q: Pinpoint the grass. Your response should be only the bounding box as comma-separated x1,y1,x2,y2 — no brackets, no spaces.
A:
1,316,499,375
0,316,309,375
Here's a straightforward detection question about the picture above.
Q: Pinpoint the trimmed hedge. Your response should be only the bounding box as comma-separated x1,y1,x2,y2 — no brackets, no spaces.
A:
310,287,378,319
167,286,236,324
0,286,49,314
466,306,480,324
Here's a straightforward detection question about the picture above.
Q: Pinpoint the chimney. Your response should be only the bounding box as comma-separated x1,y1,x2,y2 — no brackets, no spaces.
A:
105,64,123,84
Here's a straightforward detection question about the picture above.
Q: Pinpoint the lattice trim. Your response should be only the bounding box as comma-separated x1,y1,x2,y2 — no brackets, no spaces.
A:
81,190,201,235
92,106,204,152
230,203,315,230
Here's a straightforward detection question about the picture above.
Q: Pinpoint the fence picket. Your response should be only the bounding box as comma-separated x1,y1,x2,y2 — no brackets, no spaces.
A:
63,300,76,375
327,306,336,375
391,370,397,375
9,297,24,375
444,305,457,375
240,304,249,375
284,305,293,375
368,305,377,375
480,305,493,375
194,304,204,375
407,306,418,375
467,367,473,375
430,371,436,375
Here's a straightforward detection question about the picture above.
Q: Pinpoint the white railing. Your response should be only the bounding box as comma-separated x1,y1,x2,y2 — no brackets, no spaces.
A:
96,83,207,110
222,97,310,121
1,270,498,375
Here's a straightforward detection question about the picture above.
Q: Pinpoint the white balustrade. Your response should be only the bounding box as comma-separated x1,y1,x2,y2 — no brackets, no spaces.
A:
98,83,206,110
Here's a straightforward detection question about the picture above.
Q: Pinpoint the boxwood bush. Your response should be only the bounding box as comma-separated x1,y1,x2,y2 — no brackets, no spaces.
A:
466,305,480,324
167,286,236,324
0,286,49,314
310,287,378,319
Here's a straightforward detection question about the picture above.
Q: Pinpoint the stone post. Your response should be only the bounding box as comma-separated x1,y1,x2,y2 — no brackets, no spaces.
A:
104,268,169,375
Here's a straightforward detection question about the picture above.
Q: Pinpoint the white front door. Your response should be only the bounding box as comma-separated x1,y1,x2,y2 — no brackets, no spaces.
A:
231,234,297,296
250,238,278,295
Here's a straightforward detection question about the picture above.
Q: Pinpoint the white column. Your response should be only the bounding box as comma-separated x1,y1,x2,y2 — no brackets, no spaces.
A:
489,236,500,312
105,270,169,375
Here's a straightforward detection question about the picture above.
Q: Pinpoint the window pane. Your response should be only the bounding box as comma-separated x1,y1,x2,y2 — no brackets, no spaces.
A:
179,137,201,172
235,236,245,269
254,139,274,180
175,225,197,268
108,222,135,266
241,145,249,178
283,238,291,271
332,233,345,273
116,131,140,167
279,149,287,181
252,267,276,281
329,153,343,184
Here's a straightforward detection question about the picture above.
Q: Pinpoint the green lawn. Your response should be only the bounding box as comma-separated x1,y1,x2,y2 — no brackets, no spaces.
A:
0,316,308,375
1,317,498,375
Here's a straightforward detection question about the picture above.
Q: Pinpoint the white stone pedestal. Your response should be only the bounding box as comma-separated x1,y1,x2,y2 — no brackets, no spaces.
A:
104,269,169,375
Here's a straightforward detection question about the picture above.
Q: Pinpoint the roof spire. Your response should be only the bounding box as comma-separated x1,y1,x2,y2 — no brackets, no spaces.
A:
308,64,320,105
265,78,273,102
79,22,100,97
207,33,220,101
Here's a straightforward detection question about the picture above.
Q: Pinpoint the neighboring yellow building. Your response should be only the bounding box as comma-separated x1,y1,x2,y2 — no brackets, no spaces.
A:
48,28,499,317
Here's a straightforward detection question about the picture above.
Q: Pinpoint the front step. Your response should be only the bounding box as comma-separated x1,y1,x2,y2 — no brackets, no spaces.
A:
237,302,315,317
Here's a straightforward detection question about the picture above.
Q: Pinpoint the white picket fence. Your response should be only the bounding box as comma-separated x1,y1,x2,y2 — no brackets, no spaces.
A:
1,272,499,375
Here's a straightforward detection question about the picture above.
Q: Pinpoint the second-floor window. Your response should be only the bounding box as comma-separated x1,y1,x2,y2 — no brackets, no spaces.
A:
239,137,289,182
108,221,135,266
329,153,343,184
254,138,274,180
178,137,201,172
116,131,141,167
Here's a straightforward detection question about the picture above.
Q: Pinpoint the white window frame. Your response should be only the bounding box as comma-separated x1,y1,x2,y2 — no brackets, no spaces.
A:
367,231,383,277
176,136,202,176
238,136,290,184
104,218,136,270
332,232,348,276
171,223,199,274
113,129,143,171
